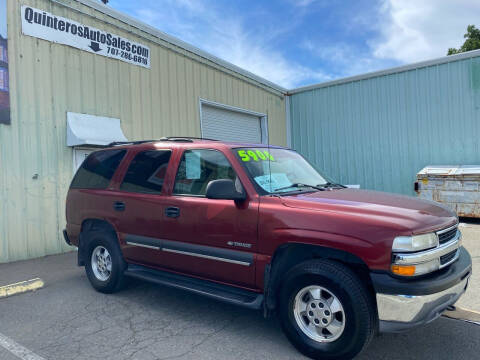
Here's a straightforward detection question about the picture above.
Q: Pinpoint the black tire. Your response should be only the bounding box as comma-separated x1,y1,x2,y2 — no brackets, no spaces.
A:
83,228,126,294
278,259,376,360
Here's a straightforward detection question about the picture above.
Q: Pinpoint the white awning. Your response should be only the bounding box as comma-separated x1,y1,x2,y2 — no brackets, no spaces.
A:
66,112,128,147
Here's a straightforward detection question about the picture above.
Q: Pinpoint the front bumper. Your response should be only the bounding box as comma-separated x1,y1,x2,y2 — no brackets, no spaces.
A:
372,247,472,332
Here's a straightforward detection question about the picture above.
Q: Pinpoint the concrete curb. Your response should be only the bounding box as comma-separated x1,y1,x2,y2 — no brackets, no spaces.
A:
443,307,480,325
0,278,44,299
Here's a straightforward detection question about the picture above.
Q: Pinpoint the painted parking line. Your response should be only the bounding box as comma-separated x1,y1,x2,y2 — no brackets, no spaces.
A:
0,278,44,299
0,332,46,360
443,306,480,325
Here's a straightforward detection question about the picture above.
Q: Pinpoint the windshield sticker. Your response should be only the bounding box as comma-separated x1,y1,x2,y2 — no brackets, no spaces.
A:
238,150,275,162
254,173,292,192
185,152,201,179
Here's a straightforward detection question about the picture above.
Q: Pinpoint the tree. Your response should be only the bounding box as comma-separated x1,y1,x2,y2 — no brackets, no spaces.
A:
448,25,480,55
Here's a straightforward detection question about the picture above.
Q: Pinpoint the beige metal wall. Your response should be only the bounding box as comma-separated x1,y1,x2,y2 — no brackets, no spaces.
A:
0,0,286,263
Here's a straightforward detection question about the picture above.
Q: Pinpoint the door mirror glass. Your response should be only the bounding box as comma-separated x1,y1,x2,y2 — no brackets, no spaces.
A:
206,179,246,201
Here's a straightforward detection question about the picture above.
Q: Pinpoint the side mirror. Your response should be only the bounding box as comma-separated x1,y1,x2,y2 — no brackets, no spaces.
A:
206,179,246,201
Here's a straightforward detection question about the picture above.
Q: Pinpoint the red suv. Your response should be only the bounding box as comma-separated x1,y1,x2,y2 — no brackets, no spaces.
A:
64,137,471,360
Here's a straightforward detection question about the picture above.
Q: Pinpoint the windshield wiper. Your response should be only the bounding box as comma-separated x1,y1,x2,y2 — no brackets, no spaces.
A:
317,182,347,189
274,183,326,192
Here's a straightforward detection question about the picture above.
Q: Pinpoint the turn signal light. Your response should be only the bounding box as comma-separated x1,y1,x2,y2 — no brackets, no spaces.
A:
391,265,416,276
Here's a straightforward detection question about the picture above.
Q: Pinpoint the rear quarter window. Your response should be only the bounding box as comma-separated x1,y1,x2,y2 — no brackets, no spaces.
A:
70,149,126,189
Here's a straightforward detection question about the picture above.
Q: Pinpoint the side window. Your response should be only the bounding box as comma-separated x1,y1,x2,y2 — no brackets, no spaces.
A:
120,150,172,194
173,149,237,196
70,149,126,189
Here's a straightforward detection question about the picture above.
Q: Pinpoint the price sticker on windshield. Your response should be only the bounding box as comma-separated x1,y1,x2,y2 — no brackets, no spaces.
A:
237,150,275,162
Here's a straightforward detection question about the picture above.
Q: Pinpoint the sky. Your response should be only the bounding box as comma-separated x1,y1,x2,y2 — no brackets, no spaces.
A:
108,0,480,89
0,0,7,38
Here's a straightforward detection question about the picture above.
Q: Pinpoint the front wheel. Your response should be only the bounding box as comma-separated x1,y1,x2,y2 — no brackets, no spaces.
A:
278,259,376,360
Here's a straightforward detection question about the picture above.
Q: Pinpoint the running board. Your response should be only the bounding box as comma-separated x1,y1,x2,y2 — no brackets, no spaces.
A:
124,265,264,310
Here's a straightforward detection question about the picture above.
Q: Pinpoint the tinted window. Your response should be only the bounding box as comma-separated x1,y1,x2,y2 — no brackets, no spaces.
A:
70,149,126,189
120,150,172,194
173,149,239,196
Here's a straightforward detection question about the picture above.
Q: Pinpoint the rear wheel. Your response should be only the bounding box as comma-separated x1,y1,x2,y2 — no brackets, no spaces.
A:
84,229,126,293
91,245,113,282
278,259,376,360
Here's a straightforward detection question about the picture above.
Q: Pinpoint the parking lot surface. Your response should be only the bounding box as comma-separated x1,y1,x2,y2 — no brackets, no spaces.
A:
0,221,478,360
455,220,480,312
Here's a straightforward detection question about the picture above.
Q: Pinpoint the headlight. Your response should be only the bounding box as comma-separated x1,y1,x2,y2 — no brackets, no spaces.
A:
392,233,438,252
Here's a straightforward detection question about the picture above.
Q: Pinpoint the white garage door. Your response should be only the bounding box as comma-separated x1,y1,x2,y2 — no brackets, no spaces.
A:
201,104,264,143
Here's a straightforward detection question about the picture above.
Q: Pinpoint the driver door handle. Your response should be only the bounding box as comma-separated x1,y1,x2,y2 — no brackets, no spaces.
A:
165,206,180,218
113,201,125,212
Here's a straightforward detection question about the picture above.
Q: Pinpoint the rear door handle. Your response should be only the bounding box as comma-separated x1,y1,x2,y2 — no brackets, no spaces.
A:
165,206,180,218
113,201,125,212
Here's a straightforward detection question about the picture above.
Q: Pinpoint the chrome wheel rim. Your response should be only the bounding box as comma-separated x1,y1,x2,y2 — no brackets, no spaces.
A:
293,285,346,343
91,246,112,282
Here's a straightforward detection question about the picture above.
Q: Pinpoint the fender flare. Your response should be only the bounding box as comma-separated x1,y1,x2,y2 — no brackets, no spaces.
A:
263,243,372,315
77,218,120,266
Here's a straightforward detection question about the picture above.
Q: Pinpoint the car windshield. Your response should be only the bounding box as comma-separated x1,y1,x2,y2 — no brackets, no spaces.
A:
233,147,335,195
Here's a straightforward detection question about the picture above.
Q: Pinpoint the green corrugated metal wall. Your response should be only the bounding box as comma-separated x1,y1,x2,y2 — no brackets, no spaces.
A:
289,53,480,196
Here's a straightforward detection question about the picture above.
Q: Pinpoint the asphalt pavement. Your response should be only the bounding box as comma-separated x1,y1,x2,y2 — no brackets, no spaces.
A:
455,219,480,311
0,221,478,360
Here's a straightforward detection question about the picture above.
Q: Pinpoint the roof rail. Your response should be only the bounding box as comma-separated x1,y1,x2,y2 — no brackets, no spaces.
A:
107,137,219,146
107,140,156,146
159,136,219,142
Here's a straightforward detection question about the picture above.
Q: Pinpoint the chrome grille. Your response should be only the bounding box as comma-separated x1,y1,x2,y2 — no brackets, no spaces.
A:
437,226,458,245
440,249,458,265
393,224,461,276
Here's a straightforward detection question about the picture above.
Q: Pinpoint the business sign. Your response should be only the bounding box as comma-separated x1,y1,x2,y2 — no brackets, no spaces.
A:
21,6,150,68
0,0,10,125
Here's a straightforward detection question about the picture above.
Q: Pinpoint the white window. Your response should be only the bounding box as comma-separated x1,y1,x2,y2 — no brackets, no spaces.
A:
0,68,8,91
73,148,95,172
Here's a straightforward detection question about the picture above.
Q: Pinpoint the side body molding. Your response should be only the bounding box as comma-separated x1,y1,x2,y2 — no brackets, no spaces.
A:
125,234,254,267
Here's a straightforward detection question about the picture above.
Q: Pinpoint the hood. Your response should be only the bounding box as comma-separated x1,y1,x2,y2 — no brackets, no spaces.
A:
282,188,457,234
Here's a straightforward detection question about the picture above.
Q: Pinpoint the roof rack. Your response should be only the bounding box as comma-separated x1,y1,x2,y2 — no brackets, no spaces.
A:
108,137,219,146
107,140,156,146
158,136,219,142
